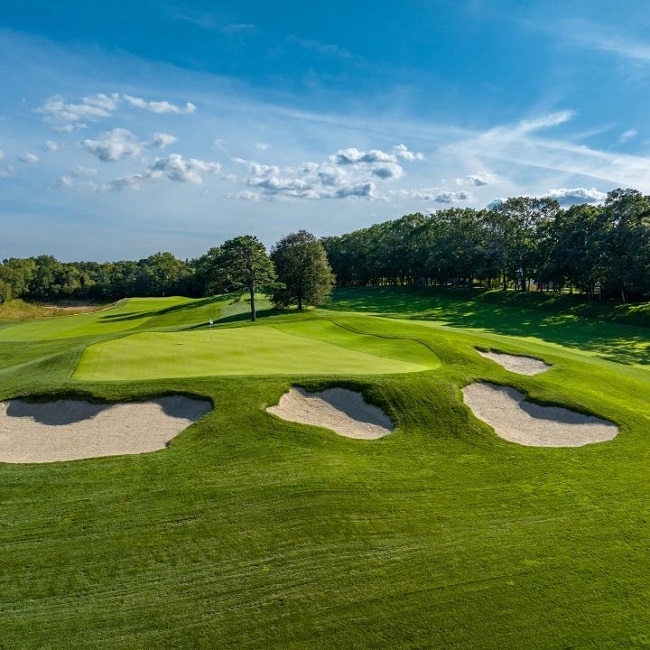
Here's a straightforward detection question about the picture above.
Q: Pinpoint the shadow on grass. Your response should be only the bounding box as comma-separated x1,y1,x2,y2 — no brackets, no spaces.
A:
183,307,283,329
328,287,650,367
99,296,219,323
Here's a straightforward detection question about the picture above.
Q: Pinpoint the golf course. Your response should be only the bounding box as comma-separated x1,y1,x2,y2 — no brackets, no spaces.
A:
1,288,650,648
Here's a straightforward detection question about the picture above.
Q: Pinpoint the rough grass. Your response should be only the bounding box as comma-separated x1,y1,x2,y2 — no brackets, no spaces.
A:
0,298,105,323
1,289,650,649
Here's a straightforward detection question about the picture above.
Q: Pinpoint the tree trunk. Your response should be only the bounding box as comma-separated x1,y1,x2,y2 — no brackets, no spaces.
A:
249,279,257,321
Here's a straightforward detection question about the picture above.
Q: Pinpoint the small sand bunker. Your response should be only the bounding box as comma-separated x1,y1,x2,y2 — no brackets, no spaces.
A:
462,382,618,447
267,387,393,440
0,395,212,463
477,349,550,375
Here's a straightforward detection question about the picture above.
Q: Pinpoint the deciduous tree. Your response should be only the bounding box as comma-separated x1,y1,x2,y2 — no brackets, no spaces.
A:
217,236,276,321
271,230,335,310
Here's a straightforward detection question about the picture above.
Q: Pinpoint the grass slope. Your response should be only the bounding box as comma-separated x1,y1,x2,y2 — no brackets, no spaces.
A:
1,289,650,649
0,296,237,341
330,286,650,368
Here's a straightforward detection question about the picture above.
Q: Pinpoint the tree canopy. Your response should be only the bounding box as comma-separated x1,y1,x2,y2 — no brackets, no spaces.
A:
322,188,650,301
214,235,276,321
270,230,335,310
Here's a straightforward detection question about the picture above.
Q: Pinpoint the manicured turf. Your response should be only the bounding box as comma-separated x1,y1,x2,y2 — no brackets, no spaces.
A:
1,289,650,649
73,322,437,380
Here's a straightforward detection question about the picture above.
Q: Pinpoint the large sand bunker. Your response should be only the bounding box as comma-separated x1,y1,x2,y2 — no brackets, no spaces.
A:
462,382,618,447
0,395,212,463
477,349,550,375
267,387,393,440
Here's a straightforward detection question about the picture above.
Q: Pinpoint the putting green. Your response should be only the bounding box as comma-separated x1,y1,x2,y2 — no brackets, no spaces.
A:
73,324,439,380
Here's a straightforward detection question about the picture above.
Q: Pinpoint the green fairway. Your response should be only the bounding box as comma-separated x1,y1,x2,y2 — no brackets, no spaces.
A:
2,289,650,649
0,296,237,341
0,297,186,340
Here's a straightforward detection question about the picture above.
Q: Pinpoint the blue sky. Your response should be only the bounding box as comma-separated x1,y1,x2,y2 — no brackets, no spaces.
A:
2,0,649,261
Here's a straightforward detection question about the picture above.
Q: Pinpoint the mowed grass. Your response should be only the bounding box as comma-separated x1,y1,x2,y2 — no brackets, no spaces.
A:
1,289,650,649
0,295,234,341
73,322,437,380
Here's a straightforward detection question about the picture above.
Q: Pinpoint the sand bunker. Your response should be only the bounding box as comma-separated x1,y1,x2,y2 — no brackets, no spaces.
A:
477,349,550,375
0,395,212,463
267,387,393,440
462,382,618,447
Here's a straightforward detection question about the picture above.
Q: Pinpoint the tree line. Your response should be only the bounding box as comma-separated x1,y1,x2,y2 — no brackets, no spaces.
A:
322,188,650,302
3,187,648,310
0,230,335,320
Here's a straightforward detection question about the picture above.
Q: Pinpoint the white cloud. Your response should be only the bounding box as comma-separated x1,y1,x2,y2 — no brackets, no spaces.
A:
487,198,505,210
467,173,492,186
72,166,98,177
122,95,196,114
434,191,471,204
147,154,221,184
333,147,395,165
18,152,39,164
234,190,263,201
214,139,227,150
81,129,181,162
104,175,146,192
371,163,403,179
55,175,99,191
35,94,118,129
442,111,650,190
544,187,607,206
151,132,178,148
81,93,120,111
326,145,422,182
99,154,222,191
55,175,74,188
513,111,576,136
619,129,638,143
392,144,425,161
232,144,423,201
255,142,270,151
82,128,146,162
0,150,5,161
41,140,63,152
0,165,15,179
35,93,197,130
553,19,650,64
390,188,440,200
335,182,375,198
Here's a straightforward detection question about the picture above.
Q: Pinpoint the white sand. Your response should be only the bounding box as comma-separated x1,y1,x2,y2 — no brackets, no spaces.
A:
462,382,618,447
0,395,212,463
267,387,393,440
477,349,550,375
